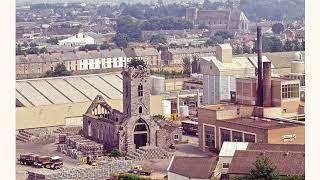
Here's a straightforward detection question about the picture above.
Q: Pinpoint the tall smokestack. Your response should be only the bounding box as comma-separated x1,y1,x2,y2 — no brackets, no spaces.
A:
257,26,263,107
263,62,272,107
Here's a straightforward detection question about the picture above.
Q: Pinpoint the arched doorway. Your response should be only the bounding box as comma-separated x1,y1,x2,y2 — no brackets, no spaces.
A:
134,119,149,149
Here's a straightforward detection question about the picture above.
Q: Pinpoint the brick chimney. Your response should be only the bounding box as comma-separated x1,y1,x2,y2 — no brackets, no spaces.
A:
263,61,272,107
85,49,88,53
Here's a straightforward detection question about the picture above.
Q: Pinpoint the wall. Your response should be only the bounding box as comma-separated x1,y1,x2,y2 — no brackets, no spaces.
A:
65,116,83,126
268,126,305,145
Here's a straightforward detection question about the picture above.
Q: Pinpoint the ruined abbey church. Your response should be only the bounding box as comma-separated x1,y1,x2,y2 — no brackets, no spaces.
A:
83,65,181,153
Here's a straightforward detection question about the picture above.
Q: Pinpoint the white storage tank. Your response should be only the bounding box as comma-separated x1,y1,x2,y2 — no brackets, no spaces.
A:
152,76,165,95
179,105,189,117
291,61,305,74
161,100,171,118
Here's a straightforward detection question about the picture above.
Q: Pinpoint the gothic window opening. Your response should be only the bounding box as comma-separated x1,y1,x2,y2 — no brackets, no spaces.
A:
139,106,142,114
138,83,143,96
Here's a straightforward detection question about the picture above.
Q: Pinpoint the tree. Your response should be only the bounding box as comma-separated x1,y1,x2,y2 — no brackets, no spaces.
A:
272,23,285,34
233,46,243,55
113,33,129,48
109,148,121,157
182,57,191,77
246,156,278,180
40,47,48,54
115,16,142,42
283,40,295,51
47,38,58,45
243,44,252,54
43,63,71,78
254,36,283,53
127,58,146,68
191,55,200,73
150,35,167,44
79,44,98,51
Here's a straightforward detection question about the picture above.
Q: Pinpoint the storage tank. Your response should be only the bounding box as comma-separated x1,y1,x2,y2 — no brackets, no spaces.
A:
291,61,305,74
179,105,189,117
152,76,165,95
161,100,171,118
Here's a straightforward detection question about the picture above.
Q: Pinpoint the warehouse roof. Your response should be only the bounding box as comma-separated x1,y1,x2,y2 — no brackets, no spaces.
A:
16,73,123,107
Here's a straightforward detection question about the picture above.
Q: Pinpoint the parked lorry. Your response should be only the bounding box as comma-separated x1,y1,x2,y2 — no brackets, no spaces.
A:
128,165,152,176
18,153,63,170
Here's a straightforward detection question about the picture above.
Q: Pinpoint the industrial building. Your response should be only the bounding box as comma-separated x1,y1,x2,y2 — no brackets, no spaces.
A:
201,44,256,105
198,27,305,153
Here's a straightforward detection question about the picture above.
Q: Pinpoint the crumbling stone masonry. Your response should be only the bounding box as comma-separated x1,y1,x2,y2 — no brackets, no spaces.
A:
83,65,182,154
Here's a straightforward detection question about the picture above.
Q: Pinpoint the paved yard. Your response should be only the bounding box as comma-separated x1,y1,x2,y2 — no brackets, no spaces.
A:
16,135,214,180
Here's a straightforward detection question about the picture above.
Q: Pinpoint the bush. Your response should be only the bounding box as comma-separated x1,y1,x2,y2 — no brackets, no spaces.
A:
110,148,121,157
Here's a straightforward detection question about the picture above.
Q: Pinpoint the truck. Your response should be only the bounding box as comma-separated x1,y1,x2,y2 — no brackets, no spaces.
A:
18,154,63,170
18,153,34,165
128,165,152,176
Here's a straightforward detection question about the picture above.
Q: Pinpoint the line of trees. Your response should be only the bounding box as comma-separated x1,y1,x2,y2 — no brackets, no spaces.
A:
42,64,72,78
112,16,193,48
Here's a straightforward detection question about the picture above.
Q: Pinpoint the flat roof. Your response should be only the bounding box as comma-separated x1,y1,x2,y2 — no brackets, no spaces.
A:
219,117,301,130
200,104,252,111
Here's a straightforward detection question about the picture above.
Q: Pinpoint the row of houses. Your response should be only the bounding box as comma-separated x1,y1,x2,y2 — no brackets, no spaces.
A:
16,46,216,76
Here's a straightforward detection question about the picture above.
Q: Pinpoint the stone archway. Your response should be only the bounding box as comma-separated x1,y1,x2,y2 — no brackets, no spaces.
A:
133,118,150,149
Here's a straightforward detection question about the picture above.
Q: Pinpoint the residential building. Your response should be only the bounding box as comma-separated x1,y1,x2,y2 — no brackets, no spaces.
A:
16,48,128,77
124,47,161,66
218,142,304,177
228,150,304,179
161,46,216,65
167,156,219,180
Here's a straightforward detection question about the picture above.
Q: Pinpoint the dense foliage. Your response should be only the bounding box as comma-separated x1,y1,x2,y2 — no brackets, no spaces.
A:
206,31,234,46
182,56,191,77
240,0,305,21
142,17,193,31
127,58,146,68
149,35,167,44
272,23,285,34
43,63,72,78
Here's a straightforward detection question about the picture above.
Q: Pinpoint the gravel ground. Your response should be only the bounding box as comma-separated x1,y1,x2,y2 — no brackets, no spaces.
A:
16,135,214,180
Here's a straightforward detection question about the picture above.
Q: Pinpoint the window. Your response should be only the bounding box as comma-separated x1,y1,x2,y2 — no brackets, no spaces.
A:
111,62,113,68
204,126,215,148
174,134,179,140
93,64,95,68
87,65,90,69
117,62,119,67
232,131,243,142
123,62,125,67
51,66,53,71
222,163,230,169
244,133,256,143
138,83,143,96
139,106,142,113
282,84,299,99
220,128,231,145
69,66,71,70
82,60,83,63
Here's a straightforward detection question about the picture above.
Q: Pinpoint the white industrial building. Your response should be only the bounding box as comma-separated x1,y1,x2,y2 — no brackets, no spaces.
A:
58,33,95,46
200,44,278,105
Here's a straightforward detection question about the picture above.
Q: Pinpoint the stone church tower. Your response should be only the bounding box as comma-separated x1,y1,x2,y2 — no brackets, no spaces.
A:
122,65,151,117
